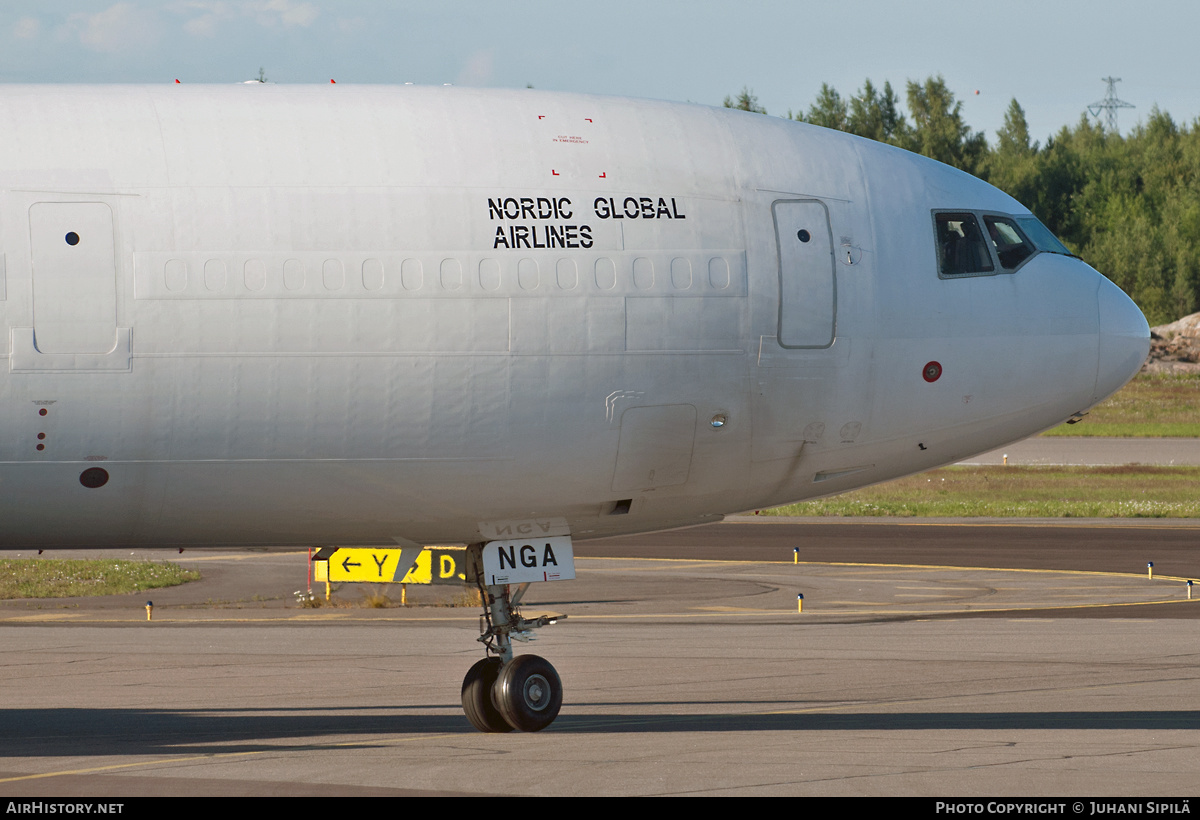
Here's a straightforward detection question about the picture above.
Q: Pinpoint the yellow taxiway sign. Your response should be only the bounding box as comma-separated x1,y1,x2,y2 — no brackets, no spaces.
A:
315,548,467,585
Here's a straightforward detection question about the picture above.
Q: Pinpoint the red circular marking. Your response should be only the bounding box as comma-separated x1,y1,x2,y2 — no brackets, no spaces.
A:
38,408,48,416
923,361,943,383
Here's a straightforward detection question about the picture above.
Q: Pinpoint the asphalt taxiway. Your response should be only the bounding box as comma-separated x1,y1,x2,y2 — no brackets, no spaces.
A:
1,517,1199,796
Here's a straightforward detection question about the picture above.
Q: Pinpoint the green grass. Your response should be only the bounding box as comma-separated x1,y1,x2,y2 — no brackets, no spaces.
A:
1044,372,1200,436
0,559,200,599
764,465,1200,518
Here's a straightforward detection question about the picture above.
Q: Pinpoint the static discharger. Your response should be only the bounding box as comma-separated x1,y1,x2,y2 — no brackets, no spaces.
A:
797,593,804,613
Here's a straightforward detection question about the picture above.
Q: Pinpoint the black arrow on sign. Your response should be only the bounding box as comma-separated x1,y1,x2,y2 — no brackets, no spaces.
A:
342,556,361,571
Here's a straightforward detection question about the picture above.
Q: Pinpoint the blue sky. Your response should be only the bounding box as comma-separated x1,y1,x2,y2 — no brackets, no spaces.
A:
2,1,1195,145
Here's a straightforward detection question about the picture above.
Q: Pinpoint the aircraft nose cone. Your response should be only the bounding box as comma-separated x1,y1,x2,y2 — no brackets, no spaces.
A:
1094,277,1150,403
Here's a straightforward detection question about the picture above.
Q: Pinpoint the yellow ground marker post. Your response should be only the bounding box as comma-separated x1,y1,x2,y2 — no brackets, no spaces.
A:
312,559,333,600
145,601,152,621
797,593,803,613
1148,561,1154,581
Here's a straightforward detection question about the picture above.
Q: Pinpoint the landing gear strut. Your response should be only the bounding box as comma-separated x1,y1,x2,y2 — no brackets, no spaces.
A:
460,543,565,732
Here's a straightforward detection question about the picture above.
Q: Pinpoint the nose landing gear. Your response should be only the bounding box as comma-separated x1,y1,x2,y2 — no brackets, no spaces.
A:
461,543,565,732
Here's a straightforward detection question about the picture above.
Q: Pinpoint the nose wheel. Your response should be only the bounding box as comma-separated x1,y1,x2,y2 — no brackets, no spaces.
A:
462,653,563,733
461,657,512,733
495,654,562,732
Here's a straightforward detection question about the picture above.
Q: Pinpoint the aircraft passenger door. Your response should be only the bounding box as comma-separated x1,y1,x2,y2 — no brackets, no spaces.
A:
29,202,118,354
773,200,835,348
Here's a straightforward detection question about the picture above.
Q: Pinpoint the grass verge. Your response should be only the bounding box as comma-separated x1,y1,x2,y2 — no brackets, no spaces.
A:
294,584,482,608
763,465,1200,518
0,559,200,599
1044,372,1200,436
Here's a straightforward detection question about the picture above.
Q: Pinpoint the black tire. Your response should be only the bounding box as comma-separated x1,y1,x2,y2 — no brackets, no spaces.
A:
494,654,562,732
461,657,513,733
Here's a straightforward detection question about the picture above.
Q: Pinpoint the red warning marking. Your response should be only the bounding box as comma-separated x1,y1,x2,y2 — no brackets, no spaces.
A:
585,118,592,123
174,79,180,84
330,79,336,84
538,115,545,120
598,172,606,178
551,169,560,176
922,361,943,383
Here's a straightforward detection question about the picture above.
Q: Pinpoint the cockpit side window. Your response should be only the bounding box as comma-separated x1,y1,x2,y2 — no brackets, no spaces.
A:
935,212,994,277
983,215,1035,270
1014,216,1075,257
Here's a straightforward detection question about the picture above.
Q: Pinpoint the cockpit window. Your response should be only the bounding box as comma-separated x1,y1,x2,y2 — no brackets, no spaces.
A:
936,212,994,276
1014,216,1075,257
934,210,1078,279
983,215,1034,269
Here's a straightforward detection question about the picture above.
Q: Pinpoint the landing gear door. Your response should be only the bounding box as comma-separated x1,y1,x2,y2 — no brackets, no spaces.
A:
773,199,835,348
480,536,576,585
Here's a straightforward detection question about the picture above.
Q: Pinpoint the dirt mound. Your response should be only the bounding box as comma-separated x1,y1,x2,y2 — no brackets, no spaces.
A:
1144,311,1200,373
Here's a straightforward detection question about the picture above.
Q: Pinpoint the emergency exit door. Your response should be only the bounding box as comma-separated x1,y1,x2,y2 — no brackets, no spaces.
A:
30,202,117,354
773,199,835,348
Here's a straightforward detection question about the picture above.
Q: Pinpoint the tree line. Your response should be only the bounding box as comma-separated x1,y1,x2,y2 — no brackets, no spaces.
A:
725,79,1198,325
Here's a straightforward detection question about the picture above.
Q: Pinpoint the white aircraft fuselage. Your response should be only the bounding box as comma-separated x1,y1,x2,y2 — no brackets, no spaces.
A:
0,84,1148,549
